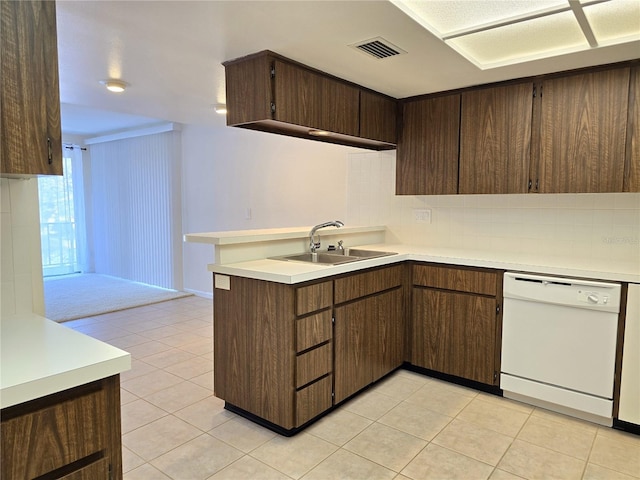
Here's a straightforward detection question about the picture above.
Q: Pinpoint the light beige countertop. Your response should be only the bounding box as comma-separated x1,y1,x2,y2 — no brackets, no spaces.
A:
209,243,640,285
1,313,131,409
184,225,386,245
186,226,639,284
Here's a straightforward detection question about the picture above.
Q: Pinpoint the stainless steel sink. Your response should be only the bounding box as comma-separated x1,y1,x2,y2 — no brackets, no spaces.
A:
270,249,397,265
343,249,397,259
272,252,361,265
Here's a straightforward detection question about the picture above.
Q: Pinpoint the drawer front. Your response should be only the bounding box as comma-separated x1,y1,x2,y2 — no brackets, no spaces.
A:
296,343,332,388
60,458,110,480
413,264,497,296
1,384,107,480
296,281,333,316
334,265,403,304
296,375,333,427
297,310,332,352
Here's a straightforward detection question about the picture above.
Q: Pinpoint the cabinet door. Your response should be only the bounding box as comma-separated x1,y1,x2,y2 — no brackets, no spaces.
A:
224,53,272,126
334,299,372,403
459,83,533,194
359,90,397,144
371,288,404,382
1,0,62,176
396,94,460,195
538,67,630,193
448,293,497,385
412,288,497,385
412,288,449,372
624,65,640,192
274,60,359,136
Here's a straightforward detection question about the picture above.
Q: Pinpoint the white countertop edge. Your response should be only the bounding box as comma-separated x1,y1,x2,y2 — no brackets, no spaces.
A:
1,313,132,409
184,225,386,245
1,355,131,409
208,248,640,285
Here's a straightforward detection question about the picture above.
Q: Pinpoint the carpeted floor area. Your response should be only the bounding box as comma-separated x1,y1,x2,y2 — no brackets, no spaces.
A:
44,273,192,322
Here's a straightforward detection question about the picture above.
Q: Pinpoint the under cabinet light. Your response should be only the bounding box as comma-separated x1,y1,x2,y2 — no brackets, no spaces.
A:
309,129,332,137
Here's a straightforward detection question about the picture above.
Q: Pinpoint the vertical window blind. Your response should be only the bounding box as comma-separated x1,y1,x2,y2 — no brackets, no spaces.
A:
89,130,182,290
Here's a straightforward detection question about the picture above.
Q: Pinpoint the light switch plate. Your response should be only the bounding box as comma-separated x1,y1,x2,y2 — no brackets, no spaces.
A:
413,208,432,223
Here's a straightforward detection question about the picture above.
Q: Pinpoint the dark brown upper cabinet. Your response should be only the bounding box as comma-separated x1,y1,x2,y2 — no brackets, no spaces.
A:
624,65,640,192
359,90,398,145
1,0,62,177
396,94,460,195
459,82,533,194
535,67,631,193
223,50,397,150
273,59,359,137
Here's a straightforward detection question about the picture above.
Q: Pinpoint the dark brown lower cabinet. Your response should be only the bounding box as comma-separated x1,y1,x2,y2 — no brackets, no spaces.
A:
214,276,297,430
1,376,123,480
213,264,404,433
411,264,502,386
334,288,404,403
213,262,502,434
412,289,496,384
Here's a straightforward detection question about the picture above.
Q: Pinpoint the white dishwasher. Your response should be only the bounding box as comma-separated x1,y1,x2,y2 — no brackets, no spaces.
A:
501,272,621,426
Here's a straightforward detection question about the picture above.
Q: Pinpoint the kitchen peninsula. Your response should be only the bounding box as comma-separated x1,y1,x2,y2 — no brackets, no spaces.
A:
186,226,639,435
1,313,130,479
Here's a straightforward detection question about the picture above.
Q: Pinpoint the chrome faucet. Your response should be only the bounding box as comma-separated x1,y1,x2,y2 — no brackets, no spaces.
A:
309,220,344,253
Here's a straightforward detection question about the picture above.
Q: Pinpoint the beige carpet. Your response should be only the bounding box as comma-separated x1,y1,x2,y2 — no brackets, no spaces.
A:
44,273,192,322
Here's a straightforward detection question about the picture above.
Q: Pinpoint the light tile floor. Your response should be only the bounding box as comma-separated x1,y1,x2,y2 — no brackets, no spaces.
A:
64,296,640,480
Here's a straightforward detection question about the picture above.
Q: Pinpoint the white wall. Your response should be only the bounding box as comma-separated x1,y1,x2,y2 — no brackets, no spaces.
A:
181,125,358,296
0,178,44,316
347,151,640,265
183,127,638,296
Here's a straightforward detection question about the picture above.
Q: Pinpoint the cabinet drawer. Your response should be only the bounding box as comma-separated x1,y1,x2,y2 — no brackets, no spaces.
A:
297,310,332,352
296,281,333,316
296,343,332,388
60,457,110,480
296,375,333,427
334,265,403,304
413,264,497,296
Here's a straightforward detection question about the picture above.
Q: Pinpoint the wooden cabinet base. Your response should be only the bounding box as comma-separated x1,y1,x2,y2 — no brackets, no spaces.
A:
404,364,502,396
1,376,123,480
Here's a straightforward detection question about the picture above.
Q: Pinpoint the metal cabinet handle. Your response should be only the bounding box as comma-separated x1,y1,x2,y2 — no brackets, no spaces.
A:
47,137,53,165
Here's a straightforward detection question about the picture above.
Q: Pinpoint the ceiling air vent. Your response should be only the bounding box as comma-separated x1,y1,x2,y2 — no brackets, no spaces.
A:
351,37,406,60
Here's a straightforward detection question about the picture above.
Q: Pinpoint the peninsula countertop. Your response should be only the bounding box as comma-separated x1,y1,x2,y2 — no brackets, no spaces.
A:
1,312,131,409
208,243,640,285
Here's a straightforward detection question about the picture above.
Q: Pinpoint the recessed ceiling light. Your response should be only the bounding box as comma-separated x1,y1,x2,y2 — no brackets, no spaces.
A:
99,79,128,93
391,0,640,69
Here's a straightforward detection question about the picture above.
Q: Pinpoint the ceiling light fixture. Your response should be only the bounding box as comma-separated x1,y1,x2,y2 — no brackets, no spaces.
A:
214,104,228,115
391,0,640,69
100,79,128,93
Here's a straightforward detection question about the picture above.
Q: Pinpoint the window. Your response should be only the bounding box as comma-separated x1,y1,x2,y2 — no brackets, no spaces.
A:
38,147,86,276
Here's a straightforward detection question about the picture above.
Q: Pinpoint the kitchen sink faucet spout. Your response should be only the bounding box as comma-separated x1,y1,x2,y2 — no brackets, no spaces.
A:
309,220,344,253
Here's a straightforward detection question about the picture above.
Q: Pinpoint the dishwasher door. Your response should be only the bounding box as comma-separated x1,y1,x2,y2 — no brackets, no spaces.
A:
501,272,621,422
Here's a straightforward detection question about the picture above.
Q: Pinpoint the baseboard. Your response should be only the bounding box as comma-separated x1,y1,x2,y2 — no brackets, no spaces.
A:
183,288,212,300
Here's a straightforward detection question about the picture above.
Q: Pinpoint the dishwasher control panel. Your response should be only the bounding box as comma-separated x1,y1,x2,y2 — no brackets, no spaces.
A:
503,272,621,313
577,290,610,305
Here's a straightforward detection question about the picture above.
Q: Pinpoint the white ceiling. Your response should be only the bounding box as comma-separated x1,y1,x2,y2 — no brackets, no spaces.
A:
56,0,640,136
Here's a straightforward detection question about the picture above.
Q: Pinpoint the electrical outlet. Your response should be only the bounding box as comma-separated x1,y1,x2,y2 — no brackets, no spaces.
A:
413,208,431,224
245,208,252,220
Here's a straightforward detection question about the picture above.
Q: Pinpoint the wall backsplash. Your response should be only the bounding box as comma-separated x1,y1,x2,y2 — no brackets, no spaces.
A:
0,178,44,316
346,151,640,265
